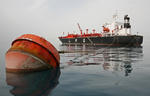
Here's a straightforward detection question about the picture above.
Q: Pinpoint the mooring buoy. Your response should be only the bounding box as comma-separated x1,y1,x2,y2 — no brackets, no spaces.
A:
5,34,60,72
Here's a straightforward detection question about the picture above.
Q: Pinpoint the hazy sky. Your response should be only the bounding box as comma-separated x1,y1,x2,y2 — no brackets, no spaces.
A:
0,0,150,49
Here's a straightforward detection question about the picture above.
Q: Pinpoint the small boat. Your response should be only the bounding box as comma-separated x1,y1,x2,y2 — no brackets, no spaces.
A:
58,15,143,47
5,34,60,72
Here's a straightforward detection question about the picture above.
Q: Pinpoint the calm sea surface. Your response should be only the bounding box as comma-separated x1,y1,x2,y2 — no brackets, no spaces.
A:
0,43,150,96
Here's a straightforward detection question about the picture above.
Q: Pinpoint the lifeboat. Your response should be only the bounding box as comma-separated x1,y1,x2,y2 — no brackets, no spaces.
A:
5,34,60,72
103,26,110,32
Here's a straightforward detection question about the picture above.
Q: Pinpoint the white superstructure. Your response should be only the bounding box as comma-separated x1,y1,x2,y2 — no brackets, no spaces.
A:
102,15,131,37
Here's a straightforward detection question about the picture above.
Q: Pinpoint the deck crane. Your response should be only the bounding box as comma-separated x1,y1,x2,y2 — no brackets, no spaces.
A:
77,23,83,36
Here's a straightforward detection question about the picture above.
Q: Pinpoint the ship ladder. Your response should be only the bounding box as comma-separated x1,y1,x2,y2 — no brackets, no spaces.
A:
86,37,94,45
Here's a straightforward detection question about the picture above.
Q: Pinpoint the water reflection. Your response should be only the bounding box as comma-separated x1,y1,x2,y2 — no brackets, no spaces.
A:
59,45,143,76
101,47,142,76
6,68,60,96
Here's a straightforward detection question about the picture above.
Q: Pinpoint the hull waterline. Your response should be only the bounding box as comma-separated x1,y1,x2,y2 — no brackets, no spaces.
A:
59,35,143,47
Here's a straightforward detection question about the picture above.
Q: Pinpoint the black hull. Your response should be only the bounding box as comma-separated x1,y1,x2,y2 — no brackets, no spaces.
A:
59,35,143,47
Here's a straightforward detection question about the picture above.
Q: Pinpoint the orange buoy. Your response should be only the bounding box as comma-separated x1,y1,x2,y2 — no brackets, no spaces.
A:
5,34,60,72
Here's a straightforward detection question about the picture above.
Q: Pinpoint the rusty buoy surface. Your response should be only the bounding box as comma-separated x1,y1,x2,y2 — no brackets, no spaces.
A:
5,34,60,72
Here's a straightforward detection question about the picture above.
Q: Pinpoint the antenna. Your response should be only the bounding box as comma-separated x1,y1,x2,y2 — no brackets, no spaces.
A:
113,10,118,20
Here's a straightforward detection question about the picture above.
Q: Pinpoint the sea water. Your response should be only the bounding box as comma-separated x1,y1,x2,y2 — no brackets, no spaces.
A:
0,43,150,96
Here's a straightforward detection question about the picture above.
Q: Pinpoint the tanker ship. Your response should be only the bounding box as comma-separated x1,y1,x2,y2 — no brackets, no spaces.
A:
58,15,143,47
